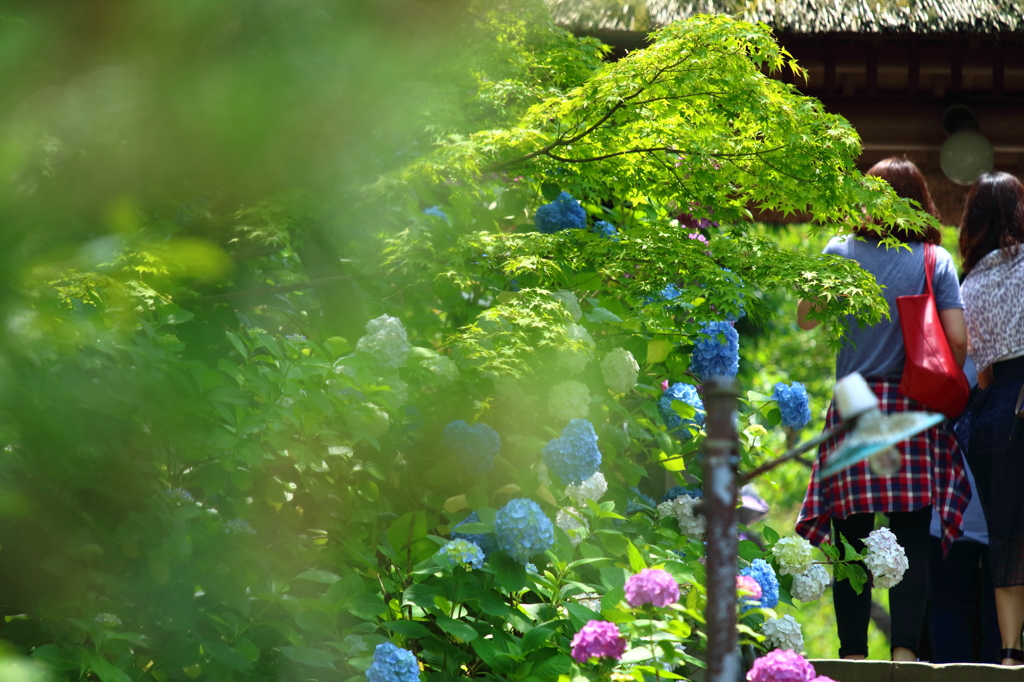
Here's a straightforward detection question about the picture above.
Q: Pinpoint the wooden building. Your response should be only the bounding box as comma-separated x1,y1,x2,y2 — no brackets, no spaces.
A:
548,0,1024,224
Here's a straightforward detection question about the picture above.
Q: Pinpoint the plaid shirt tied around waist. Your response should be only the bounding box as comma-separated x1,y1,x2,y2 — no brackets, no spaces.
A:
796,378,971,555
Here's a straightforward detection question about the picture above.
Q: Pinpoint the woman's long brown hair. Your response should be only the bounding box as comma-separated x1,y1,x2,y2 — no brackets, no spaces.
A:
959,172,1024,277
856,157,942,245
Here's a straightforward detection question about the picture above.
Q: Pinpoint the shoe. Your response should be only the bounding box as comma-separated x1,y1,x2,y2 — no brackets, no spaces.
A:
999,648,1024,665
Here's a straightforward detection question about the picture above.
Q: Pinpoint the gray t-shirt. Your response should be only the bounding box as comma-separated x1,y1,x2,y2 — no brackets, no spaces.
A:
825,235,964,380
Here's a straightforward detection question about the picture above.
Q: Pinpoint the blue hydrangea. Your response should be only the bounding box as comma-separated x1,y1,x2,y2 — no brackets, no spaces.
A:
423,206,449,222
625,487,657,514
443,420,501,475
525,562,539,574
661,486,704,503
591,220,618,238
439,538,485,569
740,558,779,611
658,383,705,436
542,419,601,485
494,498,555,564
367,642,420,682
451,512,499,557
690,321,739,380
772,382,812,430
535,192,587,234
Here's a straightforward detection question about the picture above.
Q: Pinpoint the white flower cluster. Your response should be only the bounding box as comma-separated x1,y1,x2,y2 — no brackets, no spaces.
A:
760,615,804,652
551,290,582,322
573,591,602,613
565,471,607,505
772,536,815,576
556,507,588,546
863,527,909,589
421,355,459,386
657,495,705,540
558,324,595,374
791,563,830,603
548,380,590,422
355,314,410,369
535,462,552,487
600,348,639,394
377,372,408,407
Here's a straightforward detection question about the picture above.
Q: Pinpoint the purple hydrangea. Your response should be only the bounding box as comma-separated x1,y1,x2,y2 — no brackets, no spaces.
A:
745,649,817,682
535,192,587,234
771,382,811,430
657,382,705,436
740,558,779,611
625,568,680,607
494,498,555,564
443,420,501,474
367,642,420,682
690,321,740,380
737,574,763,610
451,511,498,557
570,620,627,663
542,419,601,486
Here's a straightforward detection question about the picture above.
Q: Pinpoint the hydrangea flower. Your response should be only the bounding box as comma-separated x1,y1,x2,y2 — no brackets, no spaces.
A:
551,290,582,322
657,495,706,540
442,420,501,475
660,283,683,306
543,419,601,485
494,498,555,564
558,323,595,374
658,382,705,436
223,519,257,535
661,485,703,503
573,592,602,612
450,512,498,557
740,559,779,611
625,487,657,514
591,220,618,238
285,334,307,343
423,206,449,221
791,564,830,603
746,649,817,682
761,615,804,652
367,642,420,682
601,348,639,394
535,192,587,234
571,620,627,663
525,562,538,574
355,315,411,369
556,508,588,546
548,381,590,423
737,575,763,610
863,527,909,589
690,320,740,380
421,355,459,386
377,372,408,407
772,382,812,430
166,488,194,504
772,536,815,577
565,471,607,505
438,538,485,569
625,568,680,607
348,404,389,438
94,613,122,629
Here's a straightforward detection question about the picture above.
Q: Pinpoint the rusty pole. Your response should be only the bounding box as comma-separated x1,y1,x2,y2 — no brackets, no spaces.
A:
703,378,741,682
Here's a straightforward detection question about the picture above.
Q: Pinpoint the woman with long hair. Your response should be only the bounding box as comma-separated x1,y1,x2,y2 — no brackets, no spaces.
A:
957,172,1024,665
796,157,971,661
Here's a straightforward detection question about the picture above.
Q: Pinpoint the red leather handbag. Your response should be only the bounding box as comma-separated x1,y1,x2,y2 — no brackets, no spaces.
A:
896,243,970,418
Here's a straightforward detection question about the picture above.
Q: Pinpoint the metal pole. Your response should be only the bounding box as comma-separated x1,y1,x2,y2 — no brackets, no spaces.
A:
703,378,741,682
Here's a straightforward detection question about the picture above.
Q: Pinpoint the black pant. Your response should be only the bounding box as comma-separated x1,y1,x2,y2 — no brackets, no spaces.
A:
927,537,1000,663
831,507,932,658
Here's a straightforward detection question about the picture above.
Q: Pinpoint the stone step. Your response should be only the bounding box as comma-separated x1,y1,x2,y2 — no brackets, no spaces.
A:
811,659,1024,682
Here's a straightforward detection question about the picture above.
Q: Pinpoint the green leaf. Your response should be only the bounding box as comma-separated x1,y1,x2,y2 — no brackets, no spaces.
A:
761,526,780,546
436,615,479,642
279,647,339,669
384,620,432,638
296,569,342,584
626,540,646,573
31,644,85,671
491,553,529,593
521,627,554,654
388,511,427,555
584,307,622,323
204,643,254,672
88,656,133,682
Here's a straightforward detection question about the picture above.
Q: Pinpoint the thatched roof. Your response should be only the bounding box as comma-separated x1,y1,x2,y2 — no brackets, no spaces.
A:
547,0,1024,34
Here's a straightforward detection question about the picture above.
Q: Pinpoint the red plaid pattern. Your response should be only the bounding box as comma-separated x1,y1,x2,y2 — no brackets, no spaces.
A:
796,378,971,555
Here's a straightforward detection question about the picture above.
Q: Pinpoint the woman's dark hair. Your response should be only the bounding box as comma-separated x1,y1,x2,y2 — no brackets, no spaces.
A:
856,156,943,245
959,171,1024,276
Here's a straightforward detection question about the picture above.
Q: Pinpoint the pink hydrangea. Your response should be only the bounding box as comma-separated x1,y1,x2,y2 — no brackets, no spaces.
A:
570,620,627,663
811,677,838,682
736,575,762,599
625,568,680,607
746,649,816,682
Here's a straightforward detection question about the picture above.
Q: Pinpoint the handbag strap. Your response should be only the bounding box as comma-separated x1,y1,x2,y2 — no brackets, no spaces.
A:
923,242,936,296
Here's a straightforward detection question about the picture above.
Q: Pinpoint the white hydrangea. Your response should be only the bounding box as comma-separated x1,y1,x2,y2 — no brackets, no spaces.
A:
355,314,410,369
548,380,590,422
572,591,602,613
377,372,408,407
565,471,607,505
535,462,552,488
657,495,705,540
551,290,582,322
772,536,816,576
421,355,459,386
558,324,595,374
760,615,804,653
556,507,589,546
791,563,830,603
600,348,639,394
863,527,909,589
